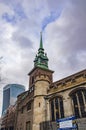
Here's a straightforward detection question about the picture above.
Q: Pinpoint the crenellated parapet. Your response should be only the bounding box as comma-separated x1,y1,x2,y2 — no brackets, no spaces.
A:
48,69,86,94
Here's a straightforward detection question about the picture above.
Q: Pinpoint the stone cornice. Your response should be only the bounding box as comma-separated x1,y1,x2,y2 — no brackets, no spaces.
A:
48,69,86,93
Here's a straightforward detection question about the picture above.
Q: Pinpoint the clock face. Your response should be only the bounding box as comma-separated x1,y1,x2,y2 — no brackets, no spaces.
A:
41,60,46,64
37,58,47,66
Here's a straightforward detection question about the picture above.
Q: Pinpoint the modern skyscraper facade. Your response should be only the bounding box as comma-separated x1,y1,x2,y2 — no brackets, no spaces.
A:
2,84,25,115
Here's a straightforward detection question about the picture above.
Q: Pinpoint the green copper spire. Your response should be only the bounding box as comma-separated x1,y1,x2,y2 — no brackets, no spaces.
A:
40,32,43,49
38,32,44,55
34,32,49,69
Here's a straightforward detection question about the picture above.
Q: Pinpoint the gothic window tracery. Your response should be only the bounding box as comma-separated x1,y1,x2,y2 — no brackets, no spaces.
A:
70,89,86,118
50,96,64,121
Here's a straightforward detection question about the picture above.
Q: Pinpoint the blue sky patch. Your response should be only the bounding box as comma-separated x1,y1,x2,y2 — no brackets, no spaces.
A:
2,2,27,24
13,3,27,20
2,13,16,24
42,7,63,30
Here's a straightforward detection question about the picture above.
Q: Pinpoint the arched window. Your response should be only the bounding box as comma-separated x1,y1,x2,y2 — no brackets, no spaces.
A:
70,88,86,118
50,96,64,121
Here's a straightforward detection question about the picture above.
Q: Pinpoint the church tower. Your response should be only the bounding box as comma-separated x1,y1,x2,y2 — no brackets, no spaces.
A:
28,33,54,130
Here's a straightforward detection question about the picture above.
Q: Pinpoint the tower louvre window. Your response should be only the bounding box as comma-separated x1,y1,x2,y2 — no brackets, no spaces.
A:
31,76,34,84
21,107,24,114
27,102,31,111
26,121,31,130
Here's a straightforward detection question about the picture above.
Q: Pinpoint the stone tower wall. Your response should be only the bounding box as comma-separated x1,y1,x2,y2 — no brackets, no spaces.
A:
32,74,51,130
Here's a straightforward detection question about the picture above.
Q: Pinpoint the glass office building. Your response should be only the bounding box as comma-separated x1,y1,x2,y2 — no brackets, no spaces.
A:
2,84,25,115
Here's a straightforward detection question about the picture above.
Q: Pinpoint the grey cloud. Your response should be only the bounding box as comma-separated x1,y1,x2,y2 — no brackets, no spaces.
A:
12,33,33,49
18,36,33,49
45,0,86,81
0,0,27,24
47,0,66,11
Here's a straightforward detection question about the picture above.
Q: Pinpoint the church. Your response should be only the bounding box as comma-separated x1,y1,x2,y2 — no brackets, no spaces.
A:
14,33,86,130
1,33,86,130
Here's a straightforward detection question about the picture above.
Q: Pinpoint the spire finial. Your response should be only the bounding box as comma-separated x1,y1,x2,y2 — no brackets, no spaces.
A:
40,31,43,49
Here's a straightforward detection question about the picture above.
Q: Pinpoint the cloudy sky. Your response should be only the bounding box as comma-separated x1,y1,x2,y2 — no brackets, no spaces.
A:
0,0,86,116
